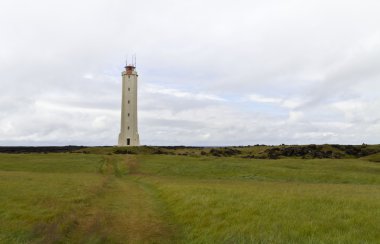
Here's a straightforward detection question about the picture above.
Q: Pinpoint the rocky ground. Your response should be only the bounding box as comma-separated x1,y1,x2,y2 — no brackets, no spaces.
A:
2,144,379,160
0,146,86,153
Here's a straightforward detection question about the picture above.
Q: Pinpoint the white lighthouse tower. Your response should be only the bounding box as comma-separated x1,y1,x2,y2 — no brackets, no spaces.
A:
118,60,140,146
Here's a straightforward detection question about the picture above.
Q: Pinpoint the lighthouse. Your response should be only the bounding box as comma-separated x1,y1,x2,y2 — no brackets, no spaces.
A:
118,60,140,146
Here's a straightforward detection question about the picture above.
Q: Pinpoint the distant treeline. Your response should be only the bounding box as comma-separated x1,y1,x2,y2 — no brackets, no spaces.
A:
0,146,86,154
1,144,380,160
110,144,380,159
262,144,380,159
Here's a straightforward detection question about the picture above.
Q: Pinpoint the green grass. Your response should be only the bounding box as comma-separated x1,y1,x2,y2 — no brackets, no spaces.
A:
133,155,380,243
1,151,380,243
0,153,174,243
0,153,101,173
365,152,380,162
136,155,380,184
150,179,380,243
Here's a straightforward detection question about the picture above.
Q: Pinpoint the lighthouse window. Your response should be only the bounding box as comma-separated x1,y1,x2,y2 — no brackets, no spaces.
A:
128,126,130,130
128,88,130,91
128,100,130,104
128,113,130,117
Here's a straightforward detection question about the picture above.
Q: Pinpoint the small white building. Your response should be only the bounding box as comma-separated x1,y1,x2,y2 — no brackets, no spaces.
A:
118,63,140,146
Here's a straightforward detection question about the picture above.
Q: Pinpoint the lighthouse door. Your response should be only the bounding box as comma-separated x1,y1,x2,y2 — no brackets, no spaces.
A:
127,138,130,146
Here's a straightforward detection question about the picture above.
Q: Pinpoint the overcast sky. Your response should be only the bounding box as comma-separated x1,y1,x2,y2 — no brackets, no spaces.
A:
1,0,379,146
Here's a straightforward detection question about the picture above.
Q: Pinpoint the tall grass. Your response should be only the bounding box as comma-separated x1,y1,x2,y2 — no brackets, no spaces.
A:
147,178,380,243
0,153,101,173
0,153,176,243
135,154,380,243
136,155,380,184
1,152,379,243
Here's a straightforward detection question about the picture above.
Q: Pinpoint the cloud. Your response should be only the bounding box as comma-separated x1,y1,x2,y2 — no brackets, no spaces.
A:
144,84,225,102
247,94,303,109
0,0,379,145
248,94,282,104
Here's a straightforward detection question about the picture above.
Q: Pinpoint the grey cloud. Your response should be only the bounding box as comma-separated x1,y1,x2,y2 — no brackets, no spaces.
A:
0,0,379,145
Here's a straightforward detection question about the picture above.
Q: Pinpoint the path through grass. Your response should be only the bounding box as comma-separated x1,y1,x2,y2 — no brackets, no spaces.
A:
0,154,176,243
1,152,380,243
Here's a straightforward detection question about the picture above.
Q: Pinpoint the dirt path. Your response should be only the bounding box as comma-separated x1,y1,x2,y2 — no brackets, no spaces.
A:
60,155,177,243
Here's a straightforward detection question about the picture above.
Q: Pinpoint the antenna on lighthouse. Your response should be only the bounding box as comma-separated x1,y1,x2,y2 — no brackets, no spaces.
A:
125,54,137,67
131,54,135,67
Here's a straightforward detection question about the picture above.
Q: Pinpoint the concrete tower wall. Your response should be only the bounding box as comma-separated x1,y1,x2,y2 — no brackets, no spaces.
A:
118,65,140,146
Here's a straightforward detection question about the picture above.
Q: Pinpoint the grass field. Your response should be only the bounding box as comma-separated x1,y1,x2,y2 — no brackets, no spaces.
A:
0,150,379,243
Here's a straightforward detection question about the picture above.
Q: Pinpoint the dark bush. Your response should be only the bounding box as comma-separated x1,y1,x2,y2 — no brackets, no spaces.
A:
210,148,241,157
0,146,86,154
153,149,166,154
114,149,135,154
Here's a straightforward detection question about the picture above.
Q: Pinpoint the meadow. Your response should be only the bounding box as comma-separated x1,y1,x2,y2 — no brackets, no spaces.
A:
0,146,380,243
